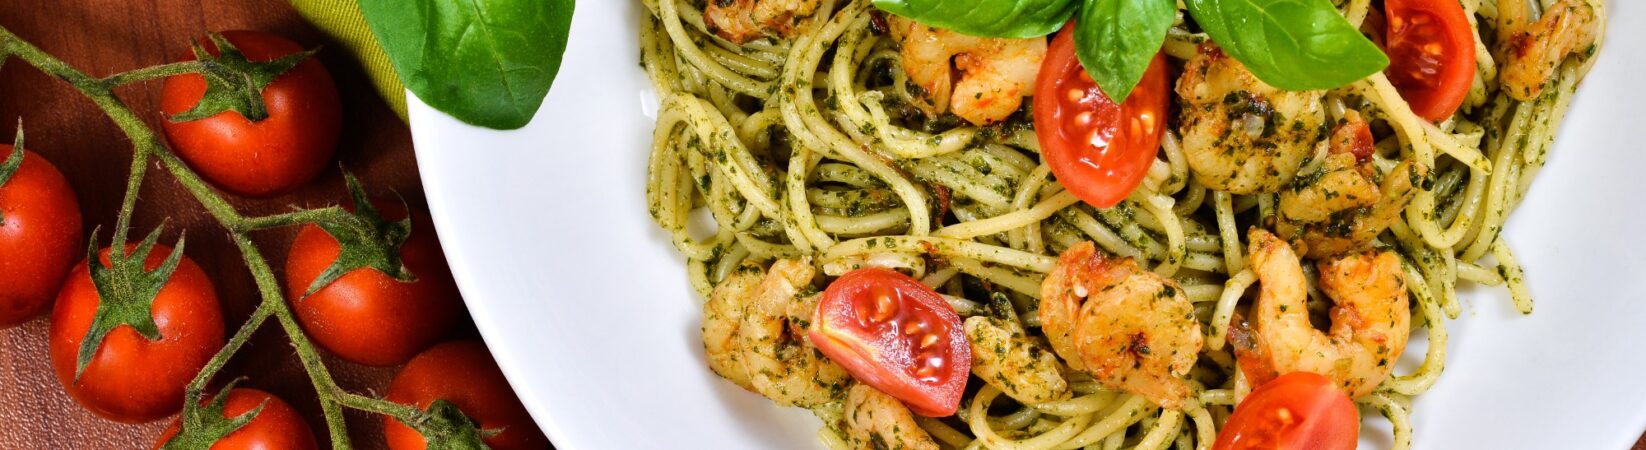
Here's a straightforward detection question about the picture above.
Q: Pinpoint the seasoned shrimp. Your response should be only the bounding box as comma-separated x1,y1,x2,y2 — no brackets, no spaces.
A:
1176,44,1327,194
842,384,940,450
1039,242,1203,409
1499,0,1602,100
965,296,1069,404
703,0,822,44
704,258,850,407
702,262,766,391
887,16,1046,126
1239,229,1410,398
1277,114,1430,258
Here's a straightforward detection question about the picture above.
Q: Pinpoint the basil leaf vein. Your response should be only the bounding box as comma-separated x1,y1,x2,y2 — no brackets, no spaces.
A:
872,0,1078,38
1184,0,1387,91
360,0,574,130
1073,0,1175,102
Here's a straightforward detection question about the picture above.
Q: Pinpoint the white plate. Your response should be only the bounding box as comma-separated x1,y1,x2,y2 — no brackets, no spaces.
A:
409,2,1646,449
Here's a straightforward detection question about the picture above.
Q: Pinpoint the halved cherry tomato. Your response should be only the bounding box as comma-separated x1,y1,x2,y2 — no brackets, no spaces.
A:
0,144,82,328
809,268,970,416
1384,0,1476,122
1034,23,1171,209
1212,372,1359,450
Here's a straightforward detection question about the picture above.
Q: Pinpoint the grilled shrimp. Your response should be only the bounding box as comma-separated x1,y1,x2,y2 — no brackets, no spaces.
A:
704,258,850,407
965,296,1070,404
842,384,940,450
1177,44,1327,194
703,0,822,44
1039,242,1204,409
1499,0,1602,100
887,16,1046,126
1277,114,1430,258
1237,229,1410,398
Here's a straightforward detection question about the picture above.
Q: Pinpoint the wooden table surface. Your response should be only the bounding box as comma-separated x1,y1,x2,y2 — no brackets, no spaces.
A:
1,1,1641,449
0,0,512,447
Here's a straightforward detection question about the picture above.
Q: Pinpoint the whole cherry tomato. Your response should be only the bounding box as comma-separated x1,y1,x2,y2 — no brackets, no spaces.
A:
809,268,971,417
284,200,462,366
0,144,82,328
50,243,224,423
1384,0,1477,122
383,340,549,450
159,30,341,197
1034,22,1172,208
1213,372,1359,450
153,388,318,450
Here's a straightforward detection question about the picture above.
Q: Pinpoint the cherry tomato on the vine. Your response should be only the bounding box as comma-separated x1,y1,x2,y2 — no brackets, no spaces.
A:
153,388,318,450
1212,372,1359,450
1034,23,1172,209
49,243,224,423
284,199,462,366
383,340,549,450
160,30,341,198
809,268,971,417
1384,0,1476,122
0,144,82,328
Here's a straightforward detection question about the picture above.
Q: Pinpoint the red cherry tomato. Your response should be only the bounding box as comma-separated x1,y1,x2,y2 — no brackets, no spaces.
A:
284,200,462,366
160,30,341,197
153,388,318,450
383,340,550,450
1212,372,1359,450
1384,0,1476,122
1034,23,1171,208
809,268,970,416
49,243,224,423
0,144,82,328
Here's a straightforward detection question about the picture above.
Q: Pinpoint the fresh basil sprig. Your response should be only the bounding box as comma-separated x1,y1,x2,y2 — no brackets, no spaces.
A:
359,0,574,130
1073,0,1176,102
876,0,1386,102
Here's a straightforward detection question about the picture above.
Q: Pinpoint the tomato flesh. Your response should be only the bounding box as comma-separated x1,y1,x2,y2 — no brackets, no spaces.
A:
810,268,970,416
1213,372,1359,450
1384,0,1476,122
1034,23,1171,208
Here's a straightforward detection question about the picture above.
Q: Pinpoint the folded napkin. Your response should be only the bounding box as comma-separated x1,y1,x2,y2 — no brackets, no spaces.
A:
287,0,407,120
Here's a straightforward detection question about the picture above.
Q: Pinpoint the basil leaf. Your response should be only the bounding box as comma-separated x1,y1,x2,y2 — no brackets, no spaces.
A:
1073,0,1175,102
873,0,1078,38
1184,0,1387,90
359,0,574,130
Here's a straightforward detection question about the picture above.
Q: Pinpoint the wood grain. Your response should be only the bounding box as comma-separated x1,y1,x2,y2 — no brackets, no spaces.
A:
0,0,493,447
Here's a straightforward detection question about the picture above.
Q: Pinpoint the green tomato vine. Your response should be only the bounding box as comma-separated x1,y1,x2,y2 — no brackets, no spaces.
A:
0,28,486,449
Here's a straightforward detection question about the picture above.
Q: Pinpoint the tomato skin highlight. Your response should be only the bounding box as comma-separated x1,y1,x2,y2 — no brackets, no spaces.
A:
383,340,550,450
1383,0,1476,122
284,200,462,366
809,268,970,416
1034,23,1171,209
0,145,82,328
49,244,225,423
1213,372,1359,450
154,388,319,450
160,30,341,198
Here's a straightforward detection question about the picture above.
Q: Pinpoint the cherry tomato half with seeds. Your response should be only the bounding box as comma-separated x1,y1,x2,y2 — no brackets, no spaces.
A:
49,243,224,423
160,30,341,198
1034,22,1172,209
153,388,318,450
384,340,550,450
809,268,970,416
0,144,82,328
1212,372,1359,450
284,199,462,366
1384,0,1476,122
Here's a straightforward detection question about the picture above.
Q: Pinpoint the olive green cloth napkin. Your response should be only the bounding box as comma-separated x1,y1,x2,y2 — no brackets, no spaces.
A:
287,0,407,120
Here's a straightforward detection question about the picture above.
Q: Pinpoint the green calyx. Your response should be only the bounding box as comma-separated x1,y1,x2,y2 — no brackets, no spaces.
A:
76,226,186,379
0,122,25,226
166,32,317,123
300,171,415,298
405,400,499,450
157,380,263,450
